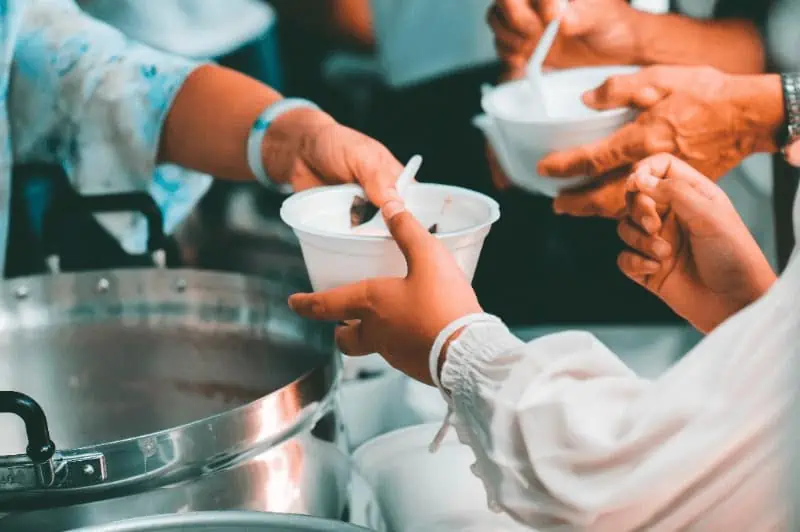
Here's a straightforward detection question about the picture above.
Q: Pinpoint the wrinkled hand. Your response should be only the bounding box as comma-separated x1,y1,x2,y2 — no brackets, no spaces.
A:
288,201,482,385
488,0,641,78
264,108,404,206
617,154,776,333
540,67,784,218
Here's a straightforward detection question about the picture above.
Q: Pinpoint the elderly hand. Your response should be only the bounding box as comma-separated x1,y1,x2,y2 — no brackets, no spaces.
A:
488,0,641,78
288,201,482,385
264,108,404,206
539,66,784,218
617,154,776,333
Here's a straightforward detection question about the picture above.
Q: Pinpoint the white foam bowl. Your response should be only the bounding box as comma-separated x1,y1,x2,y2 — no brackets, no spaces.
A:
353,424,531,531
476,65,639,197
340,369,409,451
280,184,500,291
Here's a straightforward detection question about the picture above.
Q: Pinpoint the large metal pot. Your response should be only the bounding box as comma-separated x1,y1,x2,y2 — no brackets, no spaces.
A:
67,511,370,531
0,194,345,531
174,184,302,279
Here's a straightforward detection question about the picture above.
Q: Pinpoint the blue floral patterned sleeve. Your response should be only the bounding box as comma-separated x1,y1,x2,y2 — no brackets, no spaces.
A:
9,0,213,253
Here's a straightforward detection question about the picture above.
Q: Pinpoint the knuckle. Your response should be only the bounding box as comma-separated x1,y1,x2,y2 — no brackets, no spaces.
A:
616,220,629,240
642,131,666,155
589,149,617,176
362,282,381,313
618,252,634,272
629,253,645,269
603,76,621,95
309,298,327,318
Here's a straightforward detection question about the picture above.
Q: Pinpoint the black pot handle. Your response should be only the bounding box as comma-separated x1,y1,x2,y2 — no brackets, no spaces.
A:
0,391,55,464
42,192,168,270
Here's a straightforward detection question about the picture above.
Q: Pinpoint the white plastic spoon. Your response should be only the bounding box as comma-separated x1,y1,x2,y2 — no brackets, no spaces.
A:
353,154,423,235
525,0,567,117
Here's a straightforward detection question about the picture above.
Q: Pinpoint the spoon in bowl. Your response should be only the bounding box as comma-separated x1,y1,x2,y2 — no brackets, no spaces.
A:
525,0,567,118
351,154,423,235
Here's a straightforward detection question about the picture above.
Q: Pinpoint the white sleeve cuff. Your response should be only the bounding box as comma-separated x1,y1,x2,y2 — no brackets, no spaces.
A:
441,321,525,400
427,317,521,454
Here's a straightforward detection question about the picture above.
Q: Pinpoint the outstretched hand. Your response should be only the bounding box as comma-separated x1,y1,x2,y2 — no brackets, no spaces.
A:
289,200,482,384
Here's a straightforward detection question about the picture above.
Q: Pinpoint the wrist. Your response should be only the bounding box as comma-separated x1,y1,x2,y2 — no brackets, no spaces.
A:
429,313,500,391
728,74,784,153
624,9,654,67
437,327,467,385
260,106,335,185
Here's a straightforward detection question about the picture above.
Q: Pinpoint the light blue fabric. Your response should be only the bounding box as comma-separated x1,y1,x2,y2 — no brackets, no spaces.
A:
0,0,213,268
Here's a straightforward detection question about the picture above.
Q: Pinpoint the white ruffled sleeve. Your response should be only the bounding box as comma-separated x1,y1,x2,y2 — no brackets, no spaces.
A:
440,294,792,530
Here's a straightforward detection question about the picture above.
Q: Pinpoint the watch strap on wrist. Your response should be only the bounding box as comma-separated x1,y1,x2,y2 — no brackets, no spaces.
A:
247,98,320,193
780,73,800,152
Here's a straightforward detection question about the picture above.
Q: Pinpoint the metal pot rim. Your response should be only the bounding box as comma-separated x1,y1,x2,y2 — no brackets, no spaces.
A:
0,268,339,506
66,511,371,531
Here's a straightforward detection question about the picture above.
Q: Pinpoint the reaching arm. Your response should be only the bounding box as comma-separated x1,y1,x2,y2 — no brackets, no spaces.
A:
634,0,773,74
158,64,333,183
441,291,793,529
13,0,400,254
490,0,769,77
633,13,766,74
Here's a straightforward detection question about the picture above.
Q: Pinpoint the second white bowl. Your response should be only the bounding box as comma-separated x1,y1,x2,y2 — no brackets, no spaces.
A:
477,65,639,197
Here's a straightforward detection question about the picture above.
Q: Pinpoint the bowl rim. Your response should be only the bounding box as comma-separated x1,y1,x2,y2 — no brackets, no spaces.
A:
280,183,501,242
352,422,447,466
482,65,640,126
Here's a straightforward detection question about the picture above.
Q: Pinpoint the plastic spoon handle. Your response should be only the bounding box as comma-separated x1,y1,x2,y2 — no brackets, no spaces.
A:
527,17,562,80
355,155,423,233
395,154,423,198
526,1,566,116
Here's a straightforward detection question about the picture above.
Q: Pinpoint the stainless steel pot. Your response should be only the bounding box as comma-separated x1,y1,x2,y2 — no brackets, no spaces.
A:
174,184,303,280
0,193,344,531
66,511,370,531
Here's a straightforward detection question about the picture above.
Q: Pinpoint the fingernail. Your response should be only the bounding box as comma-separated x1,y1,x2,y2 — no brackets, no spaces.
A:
383,188,401,203
582,91,597,107
638,173,659,189
645,262,661,274
381,199,406,221
640,87,661,104
652,240,671,258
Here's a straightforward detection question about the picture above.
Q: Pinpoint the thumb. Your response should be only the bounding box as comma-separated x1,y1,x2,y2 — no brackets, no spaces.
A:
627,169,711,223
583,74,665,111
382,200,437,276
560,1,603,37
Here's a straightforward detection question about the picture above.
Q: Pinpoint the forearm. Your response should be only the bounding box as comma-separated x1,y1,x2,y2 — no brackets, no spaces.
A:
634,12,766,74
158,65,333,182
440,316,784,528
